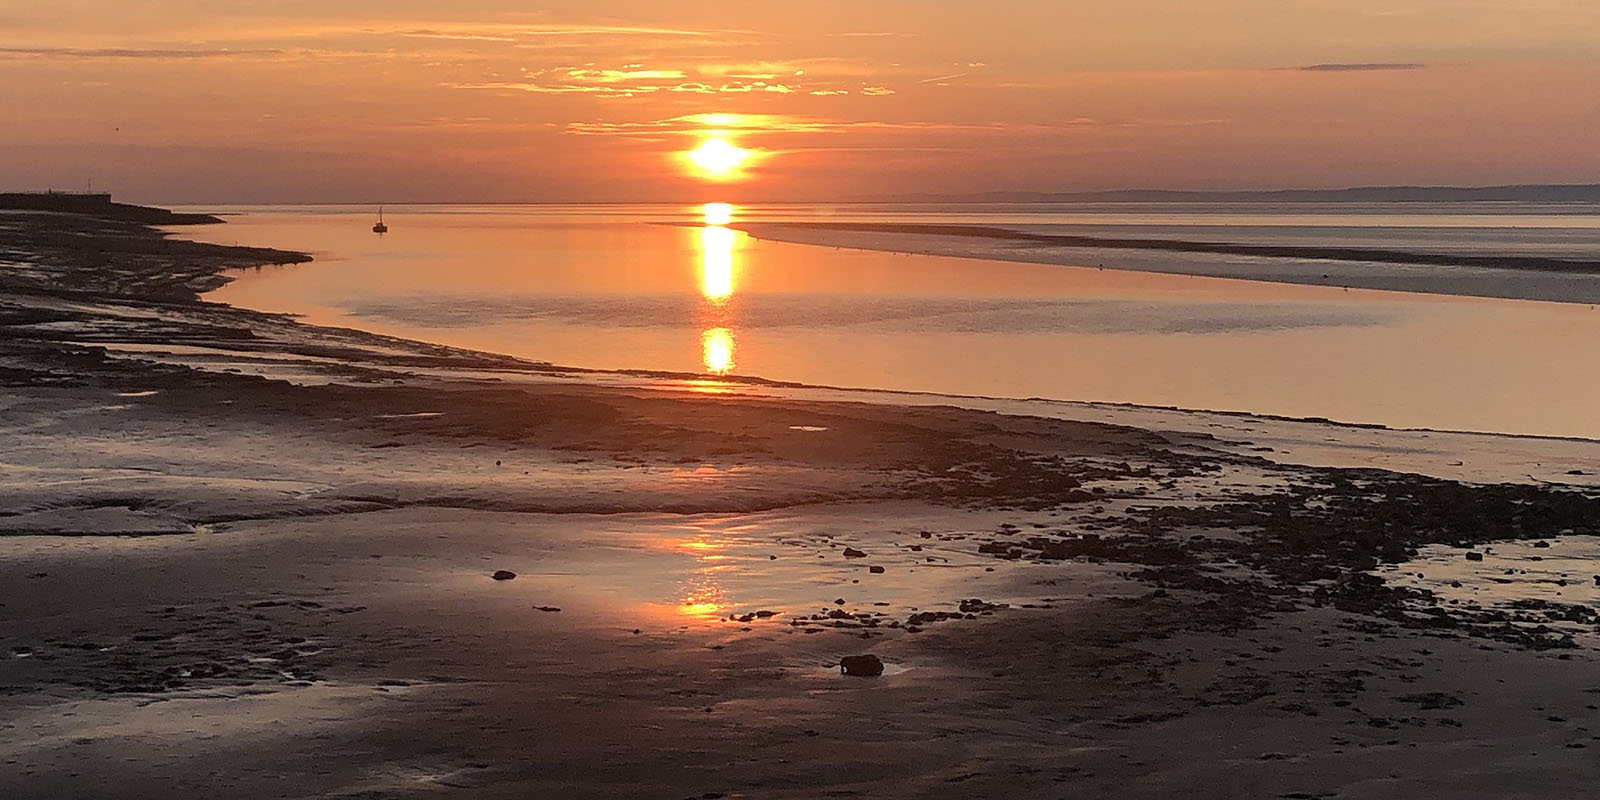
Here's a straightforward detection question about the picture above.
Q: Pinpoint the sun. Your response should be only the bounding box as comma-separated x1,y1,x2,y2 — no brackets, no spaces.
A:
684,137,750,181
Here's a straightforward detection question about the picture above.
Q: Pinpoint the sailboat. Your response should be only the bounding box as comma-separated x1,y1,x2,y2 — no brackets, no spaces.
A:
372,206,388,234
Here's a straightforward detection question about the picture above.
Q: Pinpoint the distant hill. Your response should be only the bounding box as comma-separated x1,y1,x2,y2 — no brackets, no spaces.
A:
867,184,1600,204
0,192,222,224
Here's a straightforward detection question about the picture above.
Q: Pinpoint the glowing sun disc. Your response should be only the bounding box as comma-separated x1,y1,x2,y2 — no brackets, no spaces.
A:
686,138,750,179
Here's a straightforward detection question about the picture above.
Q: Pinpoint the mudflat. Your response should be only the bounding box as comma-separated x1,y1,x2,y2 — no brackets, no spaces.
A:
4,211,1600,798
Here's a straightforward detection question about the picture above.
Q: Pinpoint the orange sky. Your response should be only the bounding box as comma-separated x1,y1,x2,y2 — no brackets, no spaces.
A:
3,1,1599,202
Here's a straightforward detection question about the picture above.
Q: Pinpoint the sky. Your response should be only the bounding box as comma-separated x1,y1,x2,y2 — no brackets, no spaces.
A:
2,0,1599,203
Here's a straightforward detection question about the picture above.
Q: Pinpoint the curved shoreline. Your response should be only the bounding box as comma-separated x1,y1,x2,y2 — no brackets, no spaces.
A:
734,221,1600,273
8,209,1600,799
733,220,1600,306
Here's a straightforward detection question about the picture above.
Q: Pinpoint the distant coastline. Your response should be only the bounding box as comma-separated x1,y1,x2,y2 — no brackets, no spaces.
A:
863,183,1600,205
0,192,223,225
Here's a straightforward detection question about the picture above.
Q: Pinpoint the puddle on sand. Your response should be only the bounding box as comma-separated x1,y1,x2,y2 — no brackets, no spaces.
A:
1377,536,1600,642
445,503,1117,638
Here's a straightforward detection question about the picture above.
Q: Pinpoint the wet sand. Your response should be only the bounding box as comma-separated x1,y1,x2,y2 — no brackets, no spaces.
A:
5,210,1600,798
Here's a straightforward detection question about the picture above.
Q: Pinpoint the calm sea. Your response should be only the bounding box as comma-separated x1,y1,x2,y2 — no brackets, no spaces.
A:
186,203,1600,439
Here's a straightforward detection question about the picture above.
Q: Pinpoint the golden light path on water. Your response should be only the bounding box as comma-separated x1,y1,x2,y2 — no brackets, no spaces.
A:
699,227,735,301
697,202,739,375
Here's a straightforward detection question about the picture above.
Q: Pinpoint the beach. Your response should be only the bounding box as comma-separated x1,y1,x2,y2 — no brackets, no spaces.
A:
5,209,1600,798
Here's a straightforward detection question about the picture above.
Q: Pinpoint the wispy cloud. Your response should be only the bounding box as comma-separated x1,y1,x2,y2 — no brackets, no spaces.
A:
0,46,281,59
563,113,1122,137
449,59,892,99
450,79,802,98
398,24,734,40
1299,63,1428,72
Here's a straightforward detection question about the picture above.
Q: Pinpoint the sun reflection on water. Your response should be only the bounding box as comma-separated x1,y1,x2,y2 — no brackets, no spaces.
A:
699,226,735,302
696,203,740,376
702,202,734,226
672,523,734,619
702,327,735,374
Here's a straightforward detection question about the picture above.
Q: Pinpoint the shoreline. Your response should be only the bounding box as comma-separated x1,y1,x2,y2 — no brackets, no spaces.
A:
734,221,1600,274
735,221,1600,306
6,210,1600,797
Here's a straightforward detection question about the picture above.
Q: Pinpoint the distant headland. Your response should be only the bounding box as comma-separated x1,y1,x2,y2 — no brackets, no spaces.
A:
0,191,223,224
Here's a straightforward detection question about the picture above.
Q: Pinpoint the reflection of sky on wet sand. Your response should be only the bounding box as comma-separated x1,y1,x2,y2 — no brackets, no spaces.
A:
1378,537,1600,645
206,205,1600,438
526,505,1082,628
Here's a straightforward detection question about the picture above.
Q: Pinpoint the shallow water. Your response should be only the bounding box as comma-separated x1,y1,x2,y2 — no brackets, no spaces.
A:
194,203,1600,439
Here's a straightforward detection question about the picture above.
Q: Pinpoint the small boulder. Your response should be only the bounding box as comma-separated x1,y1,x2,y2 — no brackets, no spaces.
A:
869,565,886,574
839,654,885,677
491,570,518,581
1465,552,1484,562
842,547,868,558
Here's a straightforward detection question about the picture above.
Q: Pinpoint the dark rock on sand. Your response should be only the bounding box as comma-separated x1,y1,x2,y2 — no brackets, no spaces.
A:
842,547,868,558
869,565,886,574
839,654,885,677
491,570,518,581
1465,552,1484,561
1395,692,1465,710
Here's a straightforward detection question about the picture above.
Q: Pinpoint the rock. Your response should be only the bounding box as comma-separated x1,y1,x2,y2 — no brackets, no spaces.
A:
869,565,886,574
1063,489,1095,503
839,654,885,677
1465,552,1484,562
491,570,518,580
533,606,561,612
1534,540,1552,548
842,547,868,558
754,610,776,618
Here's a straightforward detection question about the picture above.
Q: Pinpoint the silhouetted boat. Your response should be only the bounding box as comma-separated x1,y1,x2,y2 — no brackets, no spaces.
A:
372,207,388,234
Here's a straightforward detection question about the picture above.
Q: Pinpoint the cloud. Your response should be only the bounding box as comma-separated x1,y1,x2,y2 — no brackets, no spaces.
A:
0,46,281,59
449,79,802,98
1299,63,1428,72
562,113,1108,137
449,59,884,98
